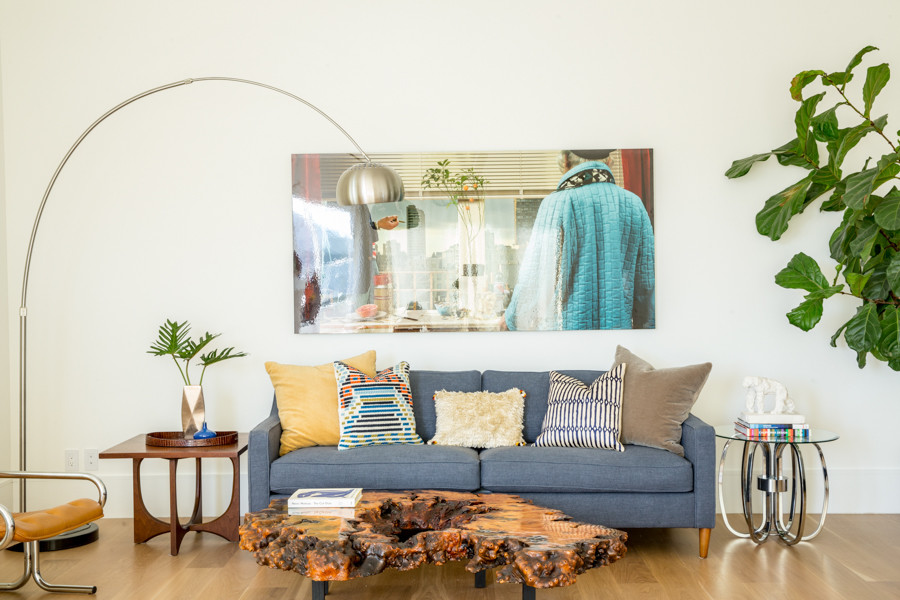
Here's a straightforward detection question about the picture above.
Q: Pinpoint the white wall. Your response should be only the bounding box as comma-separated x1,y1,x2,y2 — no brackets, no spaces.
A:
1,0,898,518
0,38,11,509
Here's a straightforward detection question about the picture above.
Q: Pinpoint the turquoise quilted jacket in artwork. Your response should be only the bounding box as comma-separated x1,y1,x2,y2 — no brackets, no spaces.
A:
505,161,655,330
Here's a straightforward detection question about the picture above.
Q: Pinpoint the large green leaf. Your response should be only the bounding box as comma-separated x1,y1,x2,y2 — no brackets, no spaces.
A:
843,167,880,210
845,272,872,296
790,70,825,101
824,71,852,86
773,138,814,169
848,217,880,261
200,346,248,366
829,210,856,262
795,93,825,149
861,255,892,300
178,331,220,361
874,187,900,230
826,116,888,178
725,153,772,179
863,63,890,117
821,180,848,212
831,319,850,347
874,152,900,189
844,302,881,352
787,297,824,331
774,252,830,291
147,319,191,356
887,249,900,295
756,176,813,240
843,46,879,89
811,104,842,142
880,305,900,359
842,153,899,211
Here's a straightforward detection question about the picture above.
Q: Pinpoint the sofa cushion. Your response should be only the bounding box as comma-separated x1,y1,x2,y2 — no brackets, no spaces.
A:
482,370,606,443
335,361,424,450
429,389,526,448
265,350,377,455
534,366,626,450
270,444,480,493
409,370,482,440
614,346,712,457
479,444,692,493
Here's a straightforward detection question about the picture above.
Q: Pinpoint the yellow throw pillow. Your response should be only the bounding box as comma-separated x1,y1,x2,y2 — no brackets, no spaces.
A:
266,350,376,455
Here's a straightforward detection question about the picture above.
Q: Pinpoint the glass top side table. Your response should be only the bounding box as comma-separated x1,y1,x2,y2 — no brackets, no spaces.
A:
715,425,839,545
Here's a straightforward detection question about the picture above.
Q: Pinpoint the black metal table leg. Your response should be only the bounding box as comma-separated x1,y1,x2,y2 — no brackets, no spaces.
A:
522,584,536,600
474,571,486,588
311,580,328,600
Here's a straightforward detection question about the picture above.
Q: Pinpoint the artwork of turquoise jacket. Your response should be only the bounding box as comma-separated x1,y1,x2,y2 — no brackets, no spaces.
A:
505,161,655,330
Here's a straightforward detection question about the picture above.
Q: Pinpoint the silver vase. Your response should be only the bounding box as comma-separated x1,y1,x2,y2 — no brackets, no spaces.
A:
181,385,205,438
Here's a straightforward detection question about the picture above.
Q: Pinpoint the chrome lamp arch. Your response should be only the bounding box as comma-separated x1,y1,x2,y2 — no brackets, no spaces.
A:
15,76,404,524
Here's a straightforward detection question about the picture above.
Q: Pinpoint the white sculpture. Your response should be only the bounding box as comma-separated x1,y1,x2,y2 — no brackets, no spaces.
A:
742,376,795,415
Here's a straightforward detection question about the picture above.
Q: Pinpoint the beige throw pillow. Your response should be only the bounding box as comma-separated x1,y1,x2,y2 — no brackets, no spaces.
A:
614,346,712,457
429,389,526,448
265,350,376,455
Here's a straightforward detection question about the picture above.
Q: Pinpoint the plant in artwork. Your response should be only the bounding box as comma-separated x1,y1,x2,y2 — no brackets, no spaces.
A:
421,159,488,257
726,46,900,370
147,319,247,385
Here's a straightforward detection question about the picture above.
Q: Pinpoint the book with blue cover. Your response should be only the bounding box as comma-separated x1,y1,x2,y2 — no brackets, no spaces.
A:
288,488,362,508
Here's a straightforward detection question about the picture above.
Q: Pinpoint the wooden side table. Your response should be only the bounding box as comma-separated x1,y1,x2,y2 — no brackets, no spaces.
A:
100,433,248,555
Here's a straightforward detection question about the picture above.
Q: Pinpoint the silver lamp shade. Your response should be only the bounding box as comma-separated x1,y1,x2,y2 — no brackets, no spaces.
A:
336,162,405,205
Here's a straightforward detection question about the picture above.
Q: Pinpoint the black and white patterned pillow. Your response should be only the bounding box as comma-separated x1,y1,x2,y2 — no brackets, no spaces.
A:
534,364,626,451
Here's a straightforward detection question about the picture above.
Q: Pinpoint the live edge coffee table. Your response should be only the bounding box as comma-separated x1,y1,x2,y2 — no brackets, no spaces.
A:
240,490,626,600
100,432,248,555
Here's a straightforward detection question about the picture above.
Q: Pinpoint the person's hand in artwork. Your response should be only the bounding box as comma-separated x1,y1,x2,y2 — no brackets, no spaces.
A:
376,215,400,230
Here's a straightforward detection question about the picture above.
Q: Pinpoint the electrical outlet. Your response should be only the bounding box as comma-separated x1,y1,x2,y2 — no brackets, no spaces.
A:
65,448,79,472
84,449,99,471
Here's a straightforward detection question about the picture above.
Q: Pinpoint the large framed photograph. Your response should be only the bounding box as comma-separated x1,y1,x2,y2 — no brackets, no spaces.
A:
292,149,654,333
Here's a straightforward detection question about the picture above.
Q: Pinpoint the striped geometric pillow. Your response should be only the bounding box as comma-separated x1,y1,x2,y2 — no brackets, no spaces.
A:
534,364,627,451
334,361,424,450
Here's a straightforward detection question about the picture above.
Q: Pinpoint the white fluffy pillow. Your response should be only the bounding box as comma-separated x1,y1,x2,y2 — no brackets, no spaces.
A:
429,389,526,448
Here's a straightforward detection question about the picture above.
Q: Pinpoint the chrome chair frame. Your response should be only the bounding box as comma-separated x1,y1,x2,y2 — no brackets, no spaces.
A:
0,471,107,594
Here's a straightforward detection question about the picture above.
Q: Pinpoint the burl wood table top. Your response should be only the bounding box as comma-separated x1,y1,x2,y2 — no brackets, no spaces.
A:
239,490,627,589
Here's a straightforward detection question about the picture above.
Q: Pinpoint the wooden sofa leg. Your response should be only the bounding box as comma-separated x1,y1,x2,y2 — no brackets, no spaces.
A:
699,528,711,558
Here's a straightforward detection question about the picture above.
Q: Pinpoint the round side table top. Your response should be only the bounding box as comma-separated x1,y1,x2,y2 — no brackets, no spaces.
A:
714,425,839,444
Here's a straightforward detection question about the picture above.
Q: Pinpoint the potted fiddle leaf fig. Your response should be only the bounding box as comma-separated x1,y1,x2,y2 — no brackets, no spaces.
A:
726,46,900,370
147,319,247,436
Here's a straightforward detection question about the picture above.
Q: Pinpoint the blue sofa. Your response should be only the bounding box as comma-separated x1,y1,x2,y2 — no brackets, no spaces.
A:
248,369,716,557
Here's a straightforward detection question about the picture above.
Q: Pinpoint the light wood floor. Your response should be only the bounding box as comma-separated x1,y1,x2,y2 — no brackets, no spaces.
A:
2,515,898,599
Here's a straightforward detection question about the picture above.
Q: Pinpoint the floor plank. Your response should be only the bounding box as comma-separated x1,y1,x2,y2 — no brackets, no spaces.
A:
1,515,898,599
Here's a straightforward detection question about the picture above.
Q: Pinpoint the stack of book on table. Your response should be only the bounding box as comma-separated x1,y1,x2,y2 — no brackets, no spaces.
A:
287,488,362,518
735,412,809,440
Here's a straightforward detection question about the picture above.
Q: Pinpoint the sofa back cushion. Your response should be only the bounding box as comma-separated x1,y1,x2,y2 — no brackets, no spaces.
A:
482,370,607,443
408,370,482,441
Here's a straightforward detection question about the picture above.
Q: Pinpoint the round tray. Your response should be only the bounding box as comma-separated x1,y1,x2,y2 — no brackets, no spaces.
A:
146,431,238,447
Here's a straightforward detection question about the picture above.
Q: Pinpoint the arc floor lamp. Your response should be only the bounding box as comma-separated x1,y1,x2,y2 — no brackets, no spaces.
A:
14,76,405,547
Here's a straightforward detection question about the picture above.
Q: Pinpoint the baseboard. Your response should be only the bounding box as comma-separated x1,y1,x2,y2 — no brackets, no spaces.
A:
23,469,249,520
718,467,900,514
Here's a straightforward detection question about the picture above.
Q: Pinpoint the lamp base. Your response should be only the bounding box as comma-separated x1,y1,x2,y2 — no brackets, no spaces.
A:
5,523,99,553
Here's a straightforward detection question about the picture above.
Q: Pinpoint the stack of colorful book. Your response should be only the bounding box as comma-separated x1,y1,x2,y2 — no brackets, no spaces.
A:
735,412,809,439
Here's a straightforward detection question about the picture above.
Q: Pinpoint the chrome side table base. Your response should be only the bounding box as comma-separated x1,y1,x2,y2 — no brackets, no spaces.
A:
717,438,830,544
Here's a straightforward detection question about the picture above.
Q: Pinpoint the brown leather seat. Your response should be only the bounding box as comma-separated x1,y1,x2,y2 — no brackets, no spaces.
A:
1,471,107,595
1,498,103,543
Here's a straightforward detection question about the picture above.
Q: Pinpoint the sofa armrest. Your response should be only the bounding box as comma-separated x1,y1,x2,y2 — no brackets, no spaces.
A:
681,413,716,529
248,398,282,512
